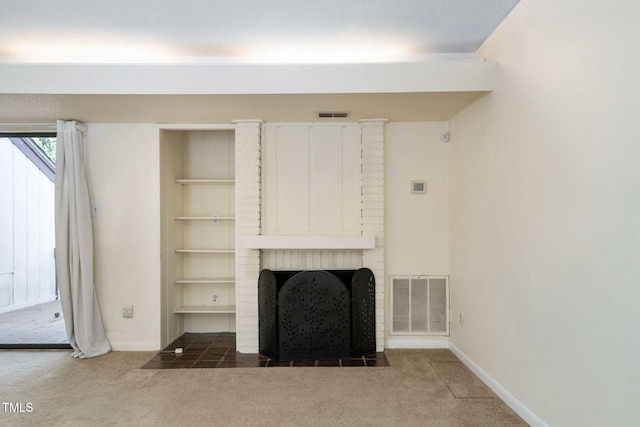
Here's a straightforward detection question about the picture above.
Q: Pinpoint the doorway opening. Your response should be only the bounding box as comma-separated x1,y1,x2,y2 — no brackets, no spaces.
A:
0,134,70,349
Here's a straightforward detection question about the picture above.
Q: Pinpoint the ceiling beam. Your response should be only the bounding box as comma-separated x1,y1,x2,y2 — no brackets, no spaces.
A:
0,60,494,95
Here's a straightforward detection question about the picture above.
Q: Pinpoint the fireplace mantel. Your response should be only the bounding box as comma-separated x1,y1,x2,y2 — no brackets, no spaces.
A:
242,235,376,250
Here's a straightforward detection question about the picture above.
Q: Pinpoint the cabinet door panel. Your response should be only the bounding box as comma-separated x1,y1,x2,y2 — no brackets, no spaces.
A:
264,124,362,235
310,127,343,232
341,125,362,234
275,126,310,233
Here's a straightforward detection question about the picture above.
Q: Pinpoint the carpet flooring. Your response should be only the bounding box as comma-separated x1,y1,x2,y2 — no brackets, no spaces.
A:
0,348,527,426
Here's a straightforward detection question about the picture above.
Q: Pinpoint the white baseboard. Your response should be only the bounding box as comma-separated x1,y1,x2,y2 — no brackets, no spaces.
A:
386,336,450,349
108,342,160,352
449,343,549,427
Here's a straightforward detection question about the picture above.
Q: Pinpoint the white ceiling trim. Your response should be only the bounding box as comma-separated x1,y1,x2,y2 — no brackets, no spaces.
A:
0,60,494,95
0,123,57,133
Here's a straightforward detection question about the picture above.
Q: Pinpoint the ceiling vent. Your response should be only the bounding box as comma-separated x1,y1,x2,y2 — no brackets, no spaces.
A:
316,112,351,118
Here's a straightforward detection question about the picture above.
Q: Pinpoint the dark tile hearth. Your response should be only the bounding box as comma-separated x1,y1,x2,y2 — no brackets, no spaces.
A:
142,333,389,369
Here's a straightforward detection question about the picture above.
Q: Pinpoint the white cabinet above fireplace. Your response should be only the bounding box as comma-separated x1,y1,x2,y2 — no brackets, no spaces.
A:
262,123,362,236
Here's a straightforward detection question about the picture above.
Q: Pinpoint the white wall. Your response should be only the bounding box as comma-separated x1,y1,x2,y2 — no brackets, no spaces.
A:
83,121,449,352
84,124,161,350
385,122,449,347
449,0,640,426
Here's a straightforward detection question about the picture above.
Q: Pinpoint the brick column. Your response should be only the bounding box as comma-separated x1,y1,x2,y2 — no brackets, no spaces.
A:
234,120,262,353
359,119,387,352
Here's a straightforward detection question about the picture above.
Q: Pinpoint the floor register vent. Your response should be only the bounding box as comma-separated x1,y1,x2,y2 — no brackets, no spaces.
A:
391,276,449,335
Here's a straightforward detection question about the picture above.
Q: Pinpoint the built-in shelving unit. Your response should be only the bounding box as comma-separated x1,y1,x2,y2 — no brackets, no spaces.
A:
175,278,235,284
175,249,235,253
175,216,235,221
174,179,235,185
174,305,236,314
160,127,236,346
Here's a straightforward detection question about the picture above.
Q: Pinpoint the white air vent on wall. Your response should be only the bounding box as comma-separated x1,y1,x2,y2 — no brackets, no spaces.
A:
391,276,449,335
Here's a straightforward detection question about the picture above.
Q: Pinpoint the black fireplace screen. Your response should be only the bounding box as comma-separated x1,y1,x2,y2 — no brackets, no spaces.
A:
258,268,376,361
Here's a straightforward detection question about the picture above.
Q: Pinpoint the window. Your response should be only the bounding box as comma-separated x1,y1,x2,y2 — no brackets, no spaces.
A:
2,134,56,181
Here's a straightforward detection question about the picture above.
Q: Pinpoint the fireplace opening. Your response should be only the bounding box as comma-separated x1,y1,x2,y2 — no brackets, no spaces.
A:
258,268,376,361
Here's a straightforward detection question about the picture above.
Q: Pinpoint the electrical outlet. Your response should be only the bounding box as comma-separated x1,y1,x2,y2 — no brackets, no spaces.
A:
212,294,219,305
123,304,133,318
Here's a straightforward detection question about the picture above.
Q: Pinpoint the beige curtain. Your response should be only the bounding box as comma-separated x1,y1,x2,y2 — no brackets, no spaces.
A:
55,120,110,358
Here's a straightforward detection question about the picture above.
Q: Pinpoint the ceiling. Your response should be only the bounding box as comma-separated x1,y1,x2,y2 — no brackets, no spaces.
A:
0,0,520,123
1,0,520,63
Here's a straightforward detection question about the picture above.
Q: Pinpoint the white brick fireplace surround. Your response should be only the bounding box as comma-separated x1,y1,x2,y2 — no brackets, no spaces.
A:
234,119,386,353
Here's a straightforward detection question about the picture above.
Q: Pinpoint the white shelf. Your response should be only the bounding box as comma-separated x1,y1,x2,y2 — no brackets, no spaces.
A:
174,216,235,221
175,179,234,185
174,305,236,314
243,235,376,250
174,278,235,284
175,249,235,253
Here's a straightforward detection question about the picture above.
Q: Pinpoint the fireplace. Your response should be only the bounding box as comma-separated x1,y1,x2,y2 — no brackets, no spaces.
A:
258,268,376,361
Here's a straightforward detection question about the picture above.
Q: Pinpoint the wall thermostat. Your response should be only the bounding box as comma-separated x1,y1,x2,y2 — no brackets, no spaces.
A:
411,181,426,194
